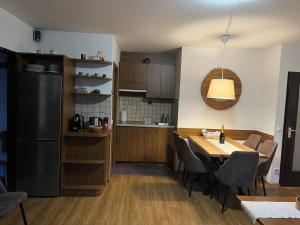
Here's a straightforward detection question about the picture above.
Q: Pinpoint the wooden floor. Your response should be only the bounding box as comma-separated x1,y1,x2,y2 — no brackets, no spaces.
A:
1,174,300,225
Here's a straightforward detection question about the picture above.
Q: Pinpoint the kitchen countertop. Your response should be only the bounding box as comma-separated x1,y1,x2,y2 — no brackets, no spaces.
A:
63,129,110,138
116,121,175,128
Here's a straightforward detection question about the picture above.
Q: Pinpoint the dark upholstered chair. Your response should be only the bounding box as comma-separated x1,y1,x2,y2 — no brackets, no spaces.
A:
243,134,262,150
0,180,28,225
256,140,278,196
172,131,185,177
178,136,207,197
214,151,259,213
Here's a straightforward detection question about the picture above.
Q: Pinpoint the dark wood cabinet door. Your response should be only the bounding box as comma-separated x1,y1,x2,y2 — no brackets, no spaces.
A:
132,63,147,90
129,127,146,161
160,64,176,99
119,62,133,89
144,128,158,162
146,64,162,98
115,127,130,161
156,128,170,162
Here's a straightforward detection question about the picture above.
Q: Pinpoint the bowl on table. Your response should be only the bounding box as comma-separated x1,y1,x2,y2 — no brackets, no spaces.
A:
87,126,103,133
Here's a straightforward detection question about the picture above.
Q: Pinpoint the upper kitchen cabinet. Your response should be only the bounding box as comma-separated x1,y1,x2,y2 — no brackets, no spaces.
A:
146,64,176,99
132,63,147,90
146,64,162,98
119,62,147,91
119,62,133,89
160,64,176,99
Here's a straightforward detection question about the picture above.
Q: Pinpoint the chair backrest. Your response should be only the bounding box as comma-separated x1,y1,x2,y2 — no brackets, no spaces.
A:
215,151,259,188
177,136,206,173
172,131,184,161
0,179,6,193
257,140,278,176
243,134,262,150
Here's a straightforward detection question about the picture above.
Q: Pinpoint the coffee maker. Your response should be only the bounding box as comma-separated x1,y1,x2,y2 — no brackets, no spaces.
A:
69,114,84,131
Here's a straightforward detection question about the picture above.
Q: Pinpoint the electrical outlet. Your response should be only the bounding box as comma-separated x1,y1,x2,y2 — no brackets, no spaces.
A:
274,168,280,175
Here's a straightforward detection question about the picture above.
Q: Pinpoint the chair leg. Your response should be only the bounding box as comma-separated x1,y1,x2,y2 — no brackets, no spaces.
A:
247,187,250,196
188,176,193,198
177,161,182,177
188,174,203,198
255,177,257,190
184,172,190,187
261,176,266,196
221,187,229,213
181,167,186,183
209,180,219,199
20,203,28,225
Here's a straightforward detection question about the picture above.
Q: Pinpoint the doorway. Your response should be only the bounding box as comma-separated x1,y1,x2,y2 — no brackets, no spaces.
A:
280,72,300,186
0,51,8,187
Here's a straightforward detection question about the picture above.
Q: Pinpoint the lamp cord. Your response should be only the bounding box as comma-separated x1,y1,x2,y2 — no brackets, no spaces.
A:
221,0,239,79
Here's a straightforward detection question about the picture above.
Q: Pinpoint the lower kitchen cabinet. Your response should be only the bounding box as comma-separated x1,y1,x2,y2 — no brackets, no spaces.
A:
115,127,173,163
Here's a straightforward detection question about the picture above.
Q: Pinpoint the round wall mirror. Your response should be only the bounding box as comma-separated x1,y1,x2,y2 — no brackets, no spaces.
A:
201,68,242,110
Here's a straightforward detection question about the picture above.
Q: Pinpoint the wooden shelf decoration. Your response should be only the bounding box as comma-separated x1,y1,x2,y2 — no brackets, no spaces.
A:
63,159,105,165
72,75,112,82
72,58,112,67
72,93,111,97
201,68,242,110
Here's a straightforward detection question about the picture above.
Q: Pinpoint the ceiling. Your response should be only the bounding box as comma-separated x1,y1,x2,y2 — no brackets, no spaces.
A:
1,0,300,52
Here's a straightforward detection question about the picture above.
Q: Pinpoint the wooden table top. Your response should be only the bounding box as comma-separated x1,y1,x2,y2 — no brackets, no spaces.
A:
189,136,267,158
238,196,299,225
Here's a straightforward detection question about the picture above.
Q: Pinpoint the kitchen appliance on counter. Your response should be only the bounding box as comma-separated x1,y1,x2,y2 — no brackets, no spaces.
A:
16,72,62,196
89,117,103,127
69,114,84,131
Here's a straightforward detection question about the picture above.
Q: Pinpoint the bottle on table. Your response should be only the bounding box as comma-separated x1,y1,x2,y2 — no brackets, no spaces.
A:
219,124,225,144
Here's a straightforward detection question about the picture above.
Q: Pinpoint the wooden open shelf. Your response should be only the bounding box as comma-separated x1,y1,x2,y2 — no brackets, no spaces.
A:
72,93,111,97
62,184,104,191
63,131,109,138
63,159,105,165
72,58,112,66
72,75,111,81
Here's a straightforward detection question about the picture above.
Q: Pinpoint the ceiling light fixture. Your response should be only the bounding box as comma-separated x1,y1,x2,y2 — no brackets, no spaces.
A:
207,0,238,100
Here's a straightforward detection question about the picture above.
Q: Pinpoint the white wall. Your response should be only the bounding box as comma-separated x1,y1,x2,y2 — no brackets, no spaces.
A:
255,46,282,135
112,36,121,65
270,44,300,183
178,46,283,183
178,47,280,133
38,30,115,94
0,7,36,52
38,30,120,123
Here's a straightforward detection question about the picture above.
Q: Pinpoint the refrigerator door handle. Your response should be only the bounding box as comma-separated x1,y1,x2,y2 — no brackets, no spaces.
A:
16,138,57,143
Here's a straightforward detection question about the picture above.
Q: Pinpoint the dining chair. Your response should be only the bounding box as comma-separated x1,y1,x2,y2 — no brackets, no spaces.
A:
172,131,185,178
0,179,28,225
243,134,262,150
214,151,259,213
256,140,278,196
177,136,207,198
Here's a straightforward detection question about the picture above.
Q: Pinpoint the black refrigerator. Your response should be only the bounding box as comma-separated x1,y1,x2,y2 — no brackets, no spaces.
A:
16,72,62,196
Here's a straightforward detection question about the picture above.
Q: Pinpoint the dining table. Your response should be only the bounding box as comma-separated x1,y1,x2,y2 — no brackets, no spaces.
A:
188,136,267,159
238,196,300,225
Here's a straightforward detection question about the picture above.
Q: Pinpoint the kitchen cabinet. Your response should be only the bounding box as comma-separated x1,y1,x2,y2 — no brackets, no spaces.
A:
119,62,147,90
132,63,147,90
115,127,173,162
119,62,176,99
146,64,162,98
146,64,176,99
119,62,133,89
160,65,176,99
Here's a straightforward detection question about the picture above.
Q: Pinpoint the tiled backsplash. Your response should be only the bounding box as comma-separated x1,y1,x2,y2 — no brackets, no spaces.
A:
75,96,112,124
118,96,173,123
